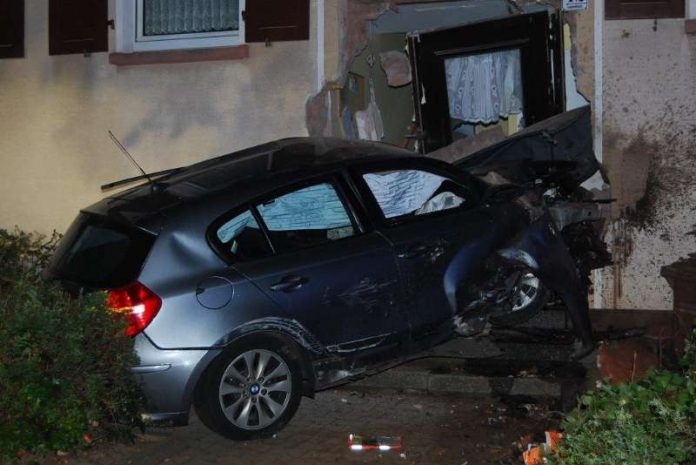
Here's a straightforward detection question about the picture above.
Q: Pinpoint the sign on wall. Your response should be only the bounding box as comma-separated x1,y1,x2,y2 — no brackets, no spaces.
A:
563,0,588,11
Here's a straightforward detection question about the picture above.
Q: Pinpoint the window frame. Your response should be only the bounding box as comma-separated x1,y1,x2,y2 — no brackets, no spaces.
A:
116,0,245,53
207,174,364,265
350,160,479,229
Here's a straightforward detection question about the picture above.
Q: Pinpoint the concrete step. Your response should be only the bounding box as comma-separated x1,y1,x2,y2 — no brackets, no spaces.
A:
338,308,671,402
340,330,590,409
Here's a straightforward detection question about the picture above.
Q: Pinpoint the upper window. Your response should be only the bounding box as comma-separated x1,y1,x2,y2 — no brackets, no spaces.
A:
116,0,311,53
256,183,356,253
117,0,244,52
362,169,470,221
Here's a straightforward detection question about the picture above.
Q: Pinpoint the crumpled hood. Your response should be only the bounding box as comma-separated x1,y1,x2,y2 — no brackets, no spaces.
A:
454,106,605,191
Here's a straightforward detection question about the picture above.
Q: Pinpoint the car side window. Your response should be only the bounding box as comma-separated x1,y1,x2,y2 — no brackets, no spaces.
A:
255,182,355,253
215,209,273,261
362,169,470,220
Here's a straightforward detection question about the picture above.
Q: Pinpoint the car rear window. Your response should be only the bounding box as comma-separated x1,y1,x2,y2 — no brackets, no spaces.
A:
214,209,274,261
46,213,155,289
255,183,355,253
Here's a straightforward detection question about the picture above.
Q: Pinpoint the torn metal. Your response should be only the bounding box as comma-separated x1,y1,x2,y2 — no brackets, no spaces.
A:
435,107,611,355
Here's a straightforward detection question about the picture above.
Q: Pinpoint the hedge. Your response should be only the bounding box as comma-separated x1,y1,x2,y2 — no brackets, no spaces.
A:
0,229,143,460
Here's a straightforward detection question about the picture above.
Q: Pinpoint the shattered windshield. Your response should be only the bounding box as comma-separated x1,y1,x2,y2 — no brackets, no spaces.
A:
363,170,466,219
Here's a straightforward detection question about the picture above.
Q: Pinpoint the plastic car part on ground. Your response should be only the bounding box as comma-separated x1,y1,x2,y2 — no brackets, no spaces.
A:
348,434,403,451
522,431,563,465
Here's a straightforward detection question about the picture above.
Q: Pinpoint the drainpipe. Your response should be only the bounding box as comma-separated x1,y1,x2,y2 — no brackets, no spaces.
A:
317,0,326,92
593,0,603,166
592,0,605,310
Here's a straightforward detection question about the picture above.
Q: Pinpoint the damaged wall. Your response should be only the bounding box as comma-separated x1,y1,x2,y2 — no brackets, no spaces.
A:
0,0,319,234
307,0,559,138
598,18,696,310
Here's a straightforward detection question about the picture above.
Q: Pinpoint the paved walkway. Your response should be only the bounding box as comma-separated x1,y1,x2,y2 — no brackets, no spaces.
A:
53,390,553,465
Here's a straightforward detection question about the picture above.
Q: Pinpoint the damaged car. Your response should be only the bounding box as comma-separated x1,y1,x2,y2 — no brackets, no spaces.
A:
45,106,609,440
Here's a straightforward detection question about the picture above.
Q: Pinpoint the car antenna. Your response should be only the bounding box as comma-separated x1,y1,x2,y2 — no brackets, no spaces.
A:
107,130,158,194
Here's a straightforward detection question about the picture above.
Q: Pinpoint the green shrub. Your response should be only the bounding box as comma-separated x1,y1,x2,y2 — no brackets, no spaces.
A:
0,229,143,460
551,330,696,465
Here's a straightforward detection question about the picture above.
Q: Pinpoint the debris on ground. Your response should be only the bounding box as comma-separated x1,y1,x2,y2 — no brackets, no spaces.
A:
348,434,403,451
521,431,563,465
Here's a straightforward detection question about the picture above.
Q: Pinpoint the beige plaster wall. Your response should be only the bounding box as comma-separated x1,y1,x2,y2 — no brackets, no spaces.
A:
598,18,696,310
0,0,319,234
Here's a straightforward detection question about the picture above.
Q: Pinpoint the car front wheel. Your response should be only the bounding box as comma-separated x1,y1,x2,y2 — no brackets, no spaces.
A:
490,272,548,327
195,336,303,440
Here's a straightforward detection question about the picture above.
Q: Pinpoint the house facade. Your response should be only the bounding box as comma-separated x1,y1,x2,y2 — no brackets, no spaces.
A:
1,0,695,311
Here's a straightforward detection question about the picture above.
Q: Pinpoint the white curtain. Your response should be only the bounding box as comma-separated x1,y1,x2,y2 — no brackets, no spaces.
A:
445,49,523,124
143,0,239,36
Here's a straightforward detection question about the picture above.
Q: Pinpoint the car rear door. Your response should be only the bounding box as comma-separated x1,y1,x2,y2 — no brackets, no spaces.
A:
211,174,407,355
351,160,495,343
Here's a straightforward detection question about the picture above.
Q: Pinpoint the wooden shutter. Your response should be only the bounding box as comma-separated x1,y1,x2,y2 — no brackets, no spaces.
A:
0,0,24,59
245,0,310,43
606,0,684,19
49,0,108,55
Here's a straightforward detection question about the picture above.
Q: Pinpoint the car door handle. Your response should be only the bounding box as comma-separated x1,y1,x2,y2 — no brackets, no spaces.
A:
397,244,429,259
270,275,307,292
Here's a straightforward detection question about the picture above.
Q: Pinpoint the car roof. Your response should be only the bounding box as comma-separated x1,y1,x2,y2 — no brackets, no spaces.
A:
87,137,422,227
158,137,417,192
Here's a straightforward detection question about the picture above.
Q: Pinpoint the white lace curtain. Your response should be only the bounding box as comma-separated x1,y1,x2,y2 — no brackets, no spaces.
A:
143,0,239,36
445,49,523,124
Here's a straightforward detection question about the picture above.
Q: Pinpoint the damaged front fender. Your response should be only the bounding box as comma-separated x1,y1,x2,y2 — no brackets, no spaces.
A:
451,211,593,346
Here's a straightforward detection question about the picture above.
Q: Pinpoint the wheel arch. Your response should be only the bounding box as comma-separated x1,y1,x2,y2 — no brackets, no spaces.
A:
187,320,324,408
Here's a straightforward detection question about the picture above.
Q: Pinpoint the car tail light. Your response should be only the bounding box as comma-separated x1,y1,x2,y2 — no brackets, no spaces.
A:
107,282,162,337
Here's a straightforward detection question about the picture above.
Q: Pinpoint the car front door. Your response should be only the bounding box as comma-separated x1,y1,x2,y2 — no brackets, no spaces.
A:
212,175,407,355
352,161,495,343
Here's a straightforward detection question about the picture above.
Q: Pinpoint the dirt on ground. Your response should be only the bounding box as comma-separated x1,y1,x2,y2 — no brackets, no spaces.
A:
32,389,559,465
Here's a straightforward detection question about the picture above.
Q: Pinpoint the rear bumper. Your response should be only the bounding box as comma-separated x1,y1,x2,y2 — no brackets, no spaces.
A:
132,334,221,424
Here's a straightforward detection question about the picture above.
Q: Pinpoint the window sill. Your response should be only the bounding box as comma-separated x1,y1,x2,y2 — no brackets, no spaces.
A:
109,45,248,66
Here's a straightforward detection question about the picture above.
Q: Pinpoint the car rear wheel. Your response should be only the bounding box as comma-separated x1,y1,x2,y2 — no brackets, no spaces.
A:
195,336,303,440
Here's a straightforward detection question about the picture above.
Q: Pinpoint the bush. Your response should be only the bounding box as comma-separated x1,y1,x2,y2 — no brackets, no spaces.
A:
551,330,696,465
0,229,143,460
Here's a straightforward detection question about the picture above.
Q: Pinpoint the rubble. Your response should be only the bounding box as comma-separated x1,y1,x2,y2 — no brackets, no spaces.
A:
379,51,412,88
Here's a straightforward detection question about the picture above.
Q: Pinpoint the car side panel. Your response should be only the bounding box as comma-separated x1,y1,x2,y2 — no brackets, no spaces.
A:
138,200,295,350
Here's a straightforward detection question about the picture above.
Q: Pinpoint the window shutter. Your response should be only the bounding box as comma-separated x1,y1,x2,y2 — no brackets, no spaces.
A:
0,0,24,59
606,0,684,19
49,0,108,55
244,0,310,43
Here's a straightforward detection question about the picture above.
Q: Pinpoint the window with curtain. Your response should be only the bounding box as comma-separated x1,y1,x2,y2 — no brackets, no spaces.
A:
123,0,243,52
116,0,310,53
142,0,239,37
445,49,523,124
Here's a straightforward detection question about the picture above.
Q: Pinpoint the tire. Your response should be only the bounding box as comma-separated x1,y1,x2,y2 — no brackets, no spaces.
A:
194,335,304,440
490,272,549,327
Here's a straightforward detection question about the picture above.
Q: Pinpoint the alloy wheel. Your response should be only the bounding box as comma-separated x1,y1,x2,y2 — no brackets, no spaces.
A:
511,272,540,312
218,349,292,431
